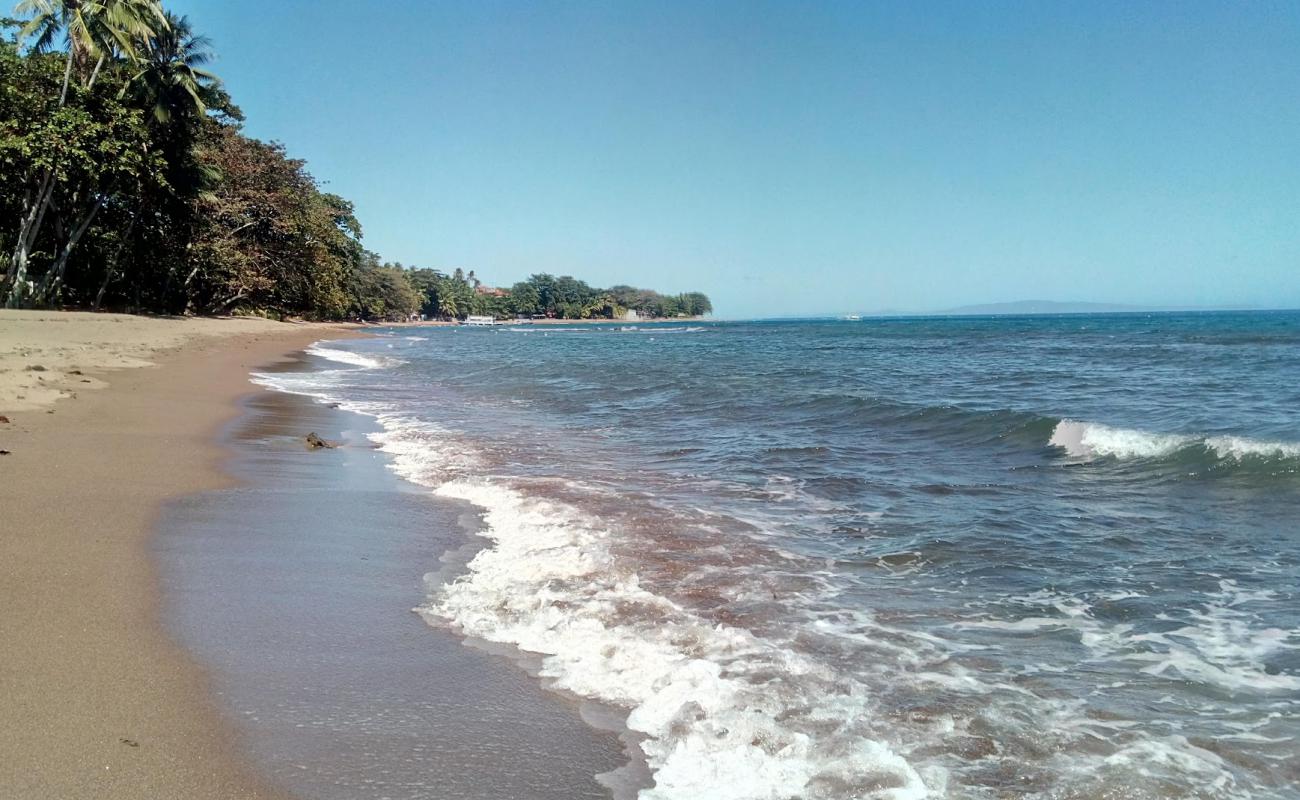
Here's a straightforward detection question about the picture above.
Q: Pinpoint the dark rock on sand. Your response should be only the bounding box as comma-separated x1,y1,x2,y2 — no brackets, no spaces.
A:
304,432,336,450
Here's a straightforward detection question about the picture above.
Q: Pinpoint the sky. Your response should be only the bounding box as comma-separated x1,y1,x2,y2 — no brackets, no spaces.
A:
167,0,1300,318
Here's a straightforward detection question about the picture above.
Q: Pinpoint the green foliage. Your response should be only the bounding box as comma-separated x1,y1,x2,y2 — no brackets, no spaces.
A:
386,268,710,322
346,254,421,321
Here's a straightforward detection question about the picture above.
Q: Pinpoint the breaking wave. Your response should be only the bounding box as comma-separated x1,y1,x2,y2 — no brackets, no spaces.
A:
1049,419,1300,465
417,480,931,800
305,343,402,369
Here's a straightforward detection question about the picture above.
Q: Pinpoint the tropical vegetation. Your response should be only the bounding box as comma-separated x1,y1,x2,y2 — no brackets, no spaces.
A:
0,2,711,321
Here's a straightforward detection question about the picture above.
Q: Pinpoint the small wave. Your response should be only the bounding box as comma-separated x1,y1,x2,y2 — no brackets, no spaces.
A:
1049,420,1300,465
1049,420,1190,459
1203,436,1300,460
305,344,400,369
368,415,484,487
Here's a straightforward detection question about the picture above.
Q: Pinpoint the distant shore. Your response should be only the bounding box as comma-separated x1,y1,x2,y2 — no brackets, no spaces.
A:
385,315,711,327
0,310,357,799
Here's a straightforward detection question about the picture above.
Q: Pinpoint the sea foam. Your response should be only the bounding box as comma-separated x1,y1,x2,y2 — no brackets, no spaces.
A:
416,478,933,800
1048,419,1190,459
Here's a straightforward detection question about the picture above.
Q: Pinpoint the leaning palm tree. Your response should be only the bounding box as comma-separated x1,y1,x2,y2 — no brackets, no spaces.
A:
5,0,167,308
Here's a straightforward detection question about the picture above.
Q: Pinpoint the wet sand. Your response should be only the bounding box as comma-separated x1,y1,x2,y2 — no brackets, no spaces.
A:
0,321,353,799
153,368,629,799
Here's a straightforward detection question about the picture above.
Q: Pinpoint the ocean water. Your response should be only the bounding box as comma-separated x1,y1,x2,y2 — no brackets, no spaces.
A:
256,312,1300,800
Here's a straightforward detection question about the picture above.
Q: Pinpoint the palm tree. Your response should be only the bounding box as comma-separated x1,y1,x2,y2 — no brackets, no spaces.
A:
126,11,218,125
6,0,167,308
18,0,167,101
79,13,222,307
438,290,459,319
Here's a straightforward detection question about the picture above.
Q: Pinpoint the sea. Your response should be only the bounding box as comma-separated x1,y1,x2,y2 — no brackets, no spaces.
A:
255,311,1300,800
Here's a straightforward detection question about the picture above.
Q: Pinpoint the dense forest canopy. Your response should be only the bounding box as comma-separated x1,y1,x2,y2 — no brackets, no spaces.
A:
0,2,711,321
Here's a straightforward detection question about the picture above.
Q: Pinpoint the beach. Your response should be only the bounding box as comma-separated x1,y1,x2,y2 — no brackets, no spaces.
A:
0,311,353,799
3,311,1297,800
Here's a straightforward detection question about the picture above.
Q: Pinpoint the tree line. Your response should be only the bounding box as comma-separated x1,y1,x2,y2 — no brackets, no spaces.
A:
0,1,711,322
403,268,712,321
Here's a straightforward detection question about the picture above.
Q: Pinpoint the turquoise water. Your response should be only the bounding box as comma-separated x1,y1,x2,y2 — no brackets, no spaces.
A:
260,312,1300,799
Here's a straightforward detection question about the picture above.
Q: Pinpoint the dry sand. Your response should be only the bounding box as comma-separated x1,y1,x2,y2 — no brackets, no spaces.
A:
0,310,313,412
0,310,356,799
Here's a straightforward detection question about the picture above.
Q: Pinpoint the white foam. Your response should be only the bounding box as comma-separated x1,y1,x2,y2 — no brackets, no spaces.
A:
1100,736,1239,795
305,344,399,369
1126,581,1300,693
1049,419,1190,459
1204,435,1300,460
971,584,1300,695
421,479,932,800
368,415,483,487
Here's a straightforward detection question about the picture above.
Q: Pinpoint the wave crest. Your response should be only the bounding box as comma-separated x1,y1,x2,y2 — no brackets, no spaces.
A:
1050,420,1300,465
306,344,401,369
1049,420,1190,459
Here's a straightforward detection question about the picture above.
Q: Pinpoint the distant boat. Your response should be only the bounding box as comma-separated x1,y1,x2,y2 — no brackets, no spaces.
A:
463,315,497,326
842,314,862,321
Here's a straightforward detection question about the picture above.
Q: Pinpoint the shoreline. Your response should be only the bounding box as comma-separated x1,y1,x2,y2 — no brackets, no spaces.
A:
152,373,629,798
0,315,356,799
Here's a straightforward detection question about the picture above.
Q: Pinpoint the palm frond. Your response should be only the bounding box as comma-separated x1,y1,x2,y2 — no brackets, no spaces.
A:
19,14,60,52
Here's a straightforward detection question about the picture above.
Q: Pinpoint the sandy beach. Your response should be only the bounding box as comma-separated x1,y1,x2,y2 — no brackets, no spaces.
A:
0,310,354,799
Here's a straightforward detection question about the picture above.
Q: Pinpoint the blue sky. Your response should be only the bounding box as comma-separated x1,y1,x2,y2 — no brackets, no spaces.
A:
168,1,1299,318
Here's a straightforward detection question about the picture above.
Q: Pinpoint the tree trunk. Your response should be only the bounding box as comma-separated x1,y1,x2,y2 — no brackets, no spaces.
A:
36,194,106,306
8,46,82,306
214,291,249,313
86,56,105,90
58,48,74,105
2,183,34,287
5,172,58,308
93,213,139,311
